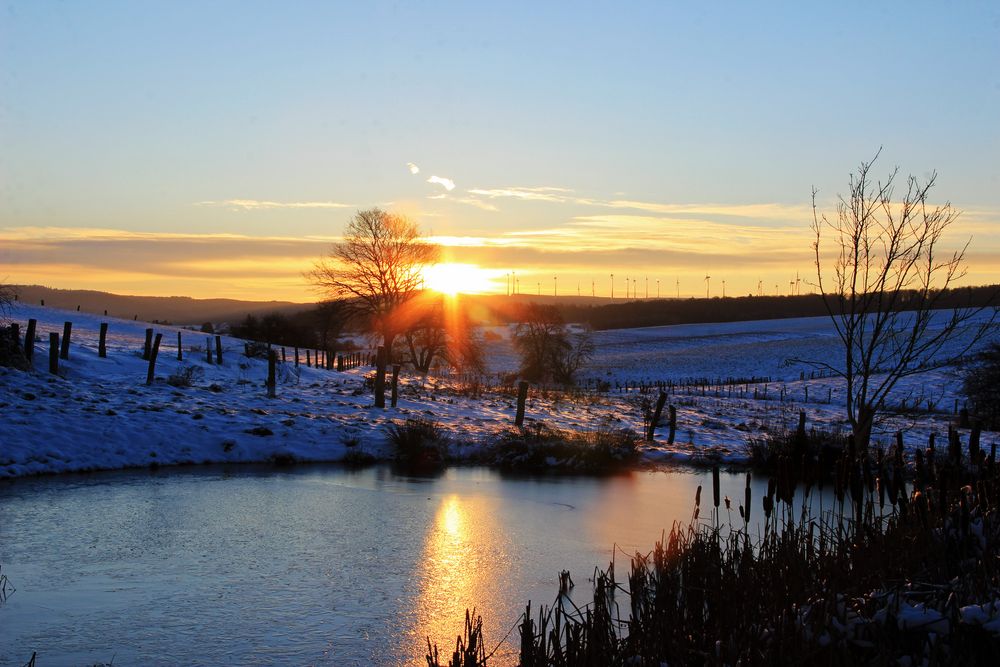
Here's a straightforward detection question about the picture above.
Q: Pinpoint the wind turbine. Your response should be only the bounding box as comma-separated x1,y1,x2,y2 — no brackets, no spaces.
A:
610,273,614,299
656,278,660,298
705,275,711,298
722,279,726,298
676,277,680,299
554,275,557,297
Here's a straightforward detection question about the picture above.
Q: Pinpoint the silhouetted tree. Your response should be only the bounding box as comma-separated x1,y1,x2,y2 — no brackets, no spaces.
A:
807,151,996,449
398,296,485,374
513,304,593,385
309,208,439,357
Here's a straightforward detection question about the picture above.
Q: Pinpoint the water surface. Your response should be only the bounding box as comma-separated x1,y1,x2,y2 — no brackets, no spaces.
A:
1,464,762,665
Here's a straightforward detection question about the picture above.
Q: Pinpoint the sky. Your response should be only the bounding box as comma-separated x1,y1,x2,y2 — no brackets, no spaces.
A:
1,1,999,301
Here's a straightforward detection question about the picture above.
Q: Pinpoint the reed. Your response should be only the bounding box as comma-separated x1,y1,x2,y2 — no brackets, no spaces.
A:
436,441,1000,664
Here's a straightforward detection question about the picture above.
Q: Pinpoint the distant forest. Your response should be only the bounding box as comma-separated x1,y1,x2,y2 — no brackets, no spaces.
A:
552,284,1000,331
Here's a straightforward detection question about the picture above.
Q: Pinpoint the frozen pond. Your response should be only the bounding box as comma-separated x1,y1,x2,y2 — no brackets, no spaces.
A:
0,464,765,665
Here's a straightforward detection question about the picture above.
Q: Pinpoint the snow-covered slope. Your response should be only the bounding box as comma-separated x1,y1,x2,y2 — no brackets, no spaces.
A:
0,303,994,477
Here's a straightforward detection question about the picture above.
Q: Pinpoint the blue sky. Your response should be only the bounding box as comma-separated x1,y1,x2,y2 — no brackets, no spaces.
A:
2,1,998,299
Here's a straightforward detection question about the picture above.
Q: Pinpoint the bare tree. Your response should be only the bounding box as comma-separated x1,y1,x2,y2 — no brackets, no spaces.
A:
809,151,996,449
309,208,439,355
398,296,485,375
513,303,593,385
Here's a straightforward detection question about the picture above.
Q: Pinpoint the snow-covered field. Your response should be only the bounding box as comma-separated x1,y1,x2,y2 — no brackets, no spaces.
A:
0,303,994,478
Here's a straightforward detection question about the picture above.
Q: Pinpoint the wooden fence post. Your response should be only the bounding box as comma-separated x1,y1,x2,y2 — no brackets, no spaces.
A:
60,322,72,360
99,323,109,358
515,380,529,426
267,350,277,398
647,391,668,441
337,354,344,372
306,350,311,367
391,363,401,407
143,328,153,360
281,347,286,363
294,347,299,367
49,332,59,374
215,335,223,365
146,333,162,385
374,346,387,408
667,405,677,445
24,318,37,361
176,331,182,361
205,336,212,364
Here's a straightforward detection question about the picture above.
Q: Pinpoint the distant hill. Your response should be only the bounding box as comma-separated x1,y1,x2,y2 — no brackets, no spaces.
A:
9,285,311,326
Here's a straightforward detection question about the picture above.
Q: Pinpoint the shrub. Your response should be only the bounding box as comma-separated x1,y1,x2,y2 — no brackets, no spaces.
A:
0,325,29,370
485,422,638,472
167,365,204,387
243,341,270,359
744,425,847,473
963,342,1000,429
386,418,447,465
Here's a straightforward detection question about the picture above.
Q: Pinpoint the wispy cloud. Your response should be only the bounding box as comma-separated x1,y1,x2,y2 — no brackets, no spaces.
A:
427,175,456,191
195,199,354,210
467,186,574,202
407,162,420,174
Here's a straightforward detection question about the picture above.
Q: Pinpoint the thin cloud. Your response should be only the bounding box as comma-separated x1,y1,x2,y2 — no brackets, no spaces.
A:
427,175,456,191
195,199,354,210
467,186,574,202
407,162,420,174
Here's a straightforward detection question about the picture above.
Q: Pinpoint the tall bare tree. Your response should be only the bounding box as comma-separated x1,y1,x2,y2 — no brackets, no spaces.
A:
309,208,439,355
809,151,996,449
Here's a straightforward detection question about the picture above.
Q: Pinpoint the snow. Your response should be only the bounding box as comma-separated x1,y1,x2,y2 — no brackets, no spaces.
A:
1,303,997,478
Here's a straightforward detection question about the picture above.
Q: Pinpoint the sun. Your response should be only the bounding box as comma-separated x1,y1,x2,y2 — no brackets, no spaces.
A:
422,263,496,295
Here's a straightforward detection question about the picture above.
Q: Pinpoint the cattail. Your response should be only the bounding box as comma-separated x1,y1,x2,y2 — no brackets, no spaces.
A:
744,476,752,523
695,485,702,508
724,495,731,510
712,466,720,508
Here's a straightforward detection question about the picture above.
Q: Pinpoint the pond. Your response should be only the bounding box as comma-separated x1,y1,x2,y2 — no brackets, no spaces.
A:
1,464,771,665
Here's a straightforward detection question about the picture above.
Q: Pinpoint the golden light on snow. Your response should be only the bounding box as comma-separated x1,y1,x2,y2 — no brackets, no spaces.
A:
422,262,498,295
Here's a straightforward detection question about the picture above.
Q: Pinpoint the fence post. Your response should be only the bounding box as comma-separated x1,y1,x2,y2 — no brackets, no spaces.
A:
206,336,213,364
667,405,677,445
215,335,223,365
146,333,162,385
143,328,153,360
515,380,529,426
391,363,401,408
306,350,311,367
24,318,37,361
267,350,277,398
294,347,299,367
281,347,286,363
99,323,109,358
647,391,668,441
374,346,387,408
60,322,72,360
176,331,182,361
49,332,59,374
337,354,344,372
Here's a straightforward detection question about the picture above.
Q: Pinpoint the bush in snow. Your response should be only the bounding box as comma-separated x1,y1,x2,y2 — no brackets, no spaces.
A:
484,422,638,472
963,342,1000,430
0,323,29,371
386,418,448,466
167,365,204,388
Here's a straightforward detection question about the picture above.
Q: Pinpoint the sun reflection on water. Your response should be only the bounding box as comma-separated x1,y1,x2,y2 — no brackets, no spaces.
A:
409,494,517,664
